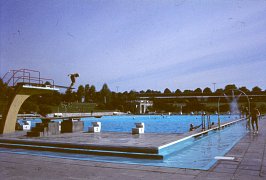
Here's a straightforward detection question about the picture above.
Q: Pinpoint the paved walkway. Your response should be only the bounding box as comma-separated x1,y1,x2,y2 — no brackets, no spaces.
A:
0,117,265,179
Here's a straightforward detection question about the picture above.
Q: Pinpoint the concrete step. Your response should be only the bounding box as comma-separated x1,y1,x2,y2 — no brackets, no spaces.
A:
0,141,163,160
0,138,158,154
31,126,47,132
26,131,44,137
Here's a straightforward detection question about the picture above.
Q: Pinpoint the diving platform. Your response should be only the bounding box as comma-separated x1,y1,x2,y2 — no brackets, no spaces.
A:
22,84,59,91
0,69,62,134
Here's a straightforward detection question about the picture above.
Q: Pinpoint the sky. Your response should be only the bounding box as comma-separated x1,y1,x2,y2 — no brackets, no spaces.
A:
1,0,266,92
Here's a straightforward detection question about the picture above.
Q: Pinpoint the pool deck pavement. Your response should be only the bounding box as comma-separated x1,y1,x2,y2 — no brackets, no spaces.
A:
0,116,265,179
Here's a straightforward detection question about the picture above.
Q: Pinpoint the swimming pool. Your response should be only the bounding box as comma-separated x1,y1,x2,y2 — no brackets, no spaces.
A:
83,115,238,133
8,118,247,170
22,115,239,134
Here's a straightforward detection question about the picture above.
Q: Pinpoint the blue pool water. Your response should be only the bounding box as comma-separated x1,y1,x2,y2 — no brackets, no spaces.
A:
157,121,246,169
6,118,247,170
21,115,239,134
83,115,238,133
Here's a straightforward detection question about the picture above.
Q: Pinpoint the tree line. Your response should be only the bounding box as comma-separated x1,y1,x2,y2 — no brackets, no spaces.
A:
0,78,265,115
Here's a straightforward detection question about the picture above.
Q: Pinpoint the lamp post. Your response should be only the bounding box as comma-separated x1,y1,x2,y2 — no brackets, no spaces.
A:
212,83,216,92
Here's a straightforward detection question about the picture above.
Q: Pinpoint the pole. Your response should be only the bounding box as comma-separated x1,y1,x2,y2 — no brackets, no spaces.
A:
218,96,221,129
235,89,250,116
212,83,216,92
217,89,250,130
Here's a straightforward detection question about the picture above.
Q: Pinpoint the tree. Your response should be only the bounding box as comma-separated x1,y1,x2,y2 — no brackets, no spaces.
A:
77,85,85,102
20,100,38,114
203,87,212,94
0,78,14,99
128,90,137,100
84,84,90,102
224,84,237,94
215,88,224,95
140,90,145,94
252,86,262,93
38,104,52,117
164,88,171,94
194,88,202,94
146,89,152,94
89,85,96,102
100,83,111,104
183,89,193,95
44,81,51,85
64,89,76,102
0,78,7,98
239,86,250,94
175,89,182,95
183,98,205,113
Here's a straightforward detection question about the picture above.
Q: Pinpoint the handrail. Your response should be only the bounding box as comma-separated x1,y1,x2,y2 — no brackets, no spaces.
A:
5,69,40,86
2,71,11,80
14,76,44,85
12,72,30,84
1,69,54,87
14,76,55,87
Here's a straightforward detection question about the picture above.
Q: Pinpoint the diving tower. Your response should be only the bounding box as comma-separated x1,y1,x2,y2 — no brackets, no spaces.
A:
0,69,60,134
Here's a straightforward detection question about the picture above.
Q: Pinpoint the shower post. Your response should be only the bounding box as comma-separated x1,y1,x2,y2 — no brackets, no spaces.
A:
218,97,221,129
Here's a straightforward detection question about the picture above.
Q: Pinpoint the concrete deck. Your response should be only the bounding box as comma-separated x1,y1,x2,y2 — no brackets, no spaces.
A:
0,117,265,179
0,123,203,158
0,118,243,154
0,131,183,149
0,131,185,159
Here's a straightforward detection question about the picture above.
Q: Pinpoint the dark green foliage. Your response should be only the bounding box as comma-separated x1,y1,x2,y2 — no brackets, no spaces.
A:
224,84,238,94
77,85,85,102
0,80,266,114
239,86,250,94
252,86,262,93
203,87,212,94
194,88,202,94
38,104,52,116
215,88,224,95
19,101,38,114
164,88,171,94
175,89,182,95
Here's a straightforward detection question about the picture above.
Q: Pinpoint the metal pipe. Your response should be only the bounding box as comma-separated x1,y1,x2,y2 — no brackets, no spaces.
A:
218,96,221,129
234,89,250,116
217,89,250,130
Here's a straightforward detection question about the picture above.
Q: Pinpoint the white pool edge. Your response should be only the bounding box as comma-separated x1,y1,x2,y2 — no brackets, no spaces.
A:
158,117,246,150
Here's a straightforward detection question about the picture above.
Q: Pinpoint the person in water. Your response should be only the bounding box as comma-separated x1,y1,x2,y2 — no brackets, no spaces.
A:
189,124,194,131
189,123,202,131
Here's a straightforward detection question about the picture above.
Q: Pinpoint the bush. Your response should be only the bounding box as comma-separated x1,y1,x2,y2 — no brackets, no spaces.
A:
38,104,52,117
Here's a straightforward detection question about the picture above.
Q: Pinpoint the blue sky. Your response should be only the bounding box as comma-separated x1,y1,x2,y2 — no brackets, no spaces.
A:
1,0,266,92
